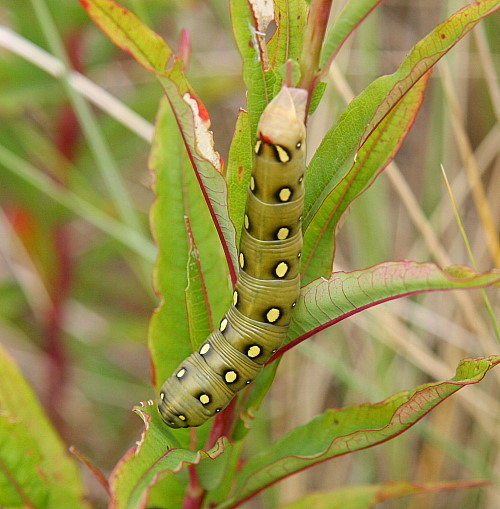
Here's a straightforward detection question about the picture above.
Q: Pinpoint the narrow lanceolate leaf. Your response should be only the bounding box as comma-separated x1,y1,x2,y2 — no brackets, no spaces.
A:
80,0,238,282
319,0,384,73
279,480,490,509
216,356,500,509
0,345,89,509
302,70,430,282
231,0,273,136
158,65,238,283
108,404,229,509
226,109,252,246
185,219,214,346
303,0,500,281
148,99,229,420
78,0,171,73
283,262,500,353
268,0,308,80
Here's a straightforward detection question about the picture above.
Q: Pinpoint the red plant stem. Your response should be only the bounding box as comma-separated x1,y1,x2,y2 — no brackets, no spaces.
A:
42,30,84,433
44,225,73,433
205,396,237,450
183,432,207,509
299,0,333,106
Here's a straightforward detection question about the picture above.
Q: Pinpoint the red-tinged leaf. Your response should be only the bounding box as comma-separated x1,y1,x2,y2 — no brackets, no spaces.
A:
303,0,500,281
280,262,500,355
279,479,490,509
78,0,172,74
302,70,430,282
319,0,384,74
148,99,229,422
80,0,238,283
108,403,229,509
215,356,500,508
157,65,238,283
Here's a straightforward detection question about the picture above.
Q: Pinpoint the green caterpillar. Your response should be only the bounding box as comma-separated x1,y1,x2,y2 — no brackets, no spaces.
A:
158,87,308,428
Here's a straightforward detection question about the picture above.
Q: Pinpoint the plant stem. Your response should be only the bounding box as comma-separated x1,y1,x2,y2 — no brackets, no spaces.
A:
183,460,206,509
299,0,333,99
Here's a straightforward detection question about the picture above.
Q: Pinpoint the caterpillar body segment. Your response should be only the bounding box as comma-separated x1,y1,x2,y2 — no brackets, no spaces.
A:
158,87,308,428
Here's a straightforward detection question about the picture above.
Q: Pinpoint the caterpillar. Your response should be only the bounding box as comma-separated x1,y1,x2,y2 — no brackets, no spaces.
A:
158,86,308,428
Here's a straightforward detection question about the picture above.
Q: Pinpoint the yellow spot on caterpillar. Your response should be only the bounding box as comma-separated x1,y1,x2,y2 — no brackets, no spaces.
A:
239,252,245,268
219,319,228,332
178,414,186,421
160,392,165,400
254,140,262,154
277,227,290,240
199,394,210,405
276,145,290,162
244,214,249,230
176,368,186,378
200,342,211,354
275,262,288,278
247,345,261,358
279,188,291,202
250,176,255,191
266,308,280,323
299,176,304,184
225,371,237,383
233,291,238,306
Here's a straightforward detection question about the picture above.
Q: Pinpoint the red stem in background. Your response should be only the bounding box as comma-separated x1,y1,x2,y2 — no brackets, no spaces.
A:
42,29,84,434
43,225,73,433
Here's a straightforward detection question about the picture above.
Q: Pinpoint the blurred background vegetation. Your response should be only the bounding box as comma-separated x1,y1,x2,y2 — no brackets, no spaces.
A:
0,1,498,507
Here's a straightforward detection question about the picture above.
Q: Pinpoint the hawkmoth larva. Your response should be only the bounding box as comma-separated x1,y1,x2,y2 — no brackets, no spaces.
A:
158,86,308,428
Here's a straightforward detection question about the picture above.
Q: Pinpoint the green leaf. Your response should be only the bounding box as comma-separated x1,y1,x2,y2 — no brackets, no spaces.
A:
303,0,500,281
232,362,281,442
0,414,49,508
226,109,252,246
81,0,239,283
279,480,490,509
148,98,229,419
268,0,308,76
185,227,214,346
231,0,307,139
157,66,239,282
108,404,229,509
78,0,172,74
216,356,500,508
230,0,272,136
302,70,430,282
0,345,88,508
285,262,500,350
319,0,383,72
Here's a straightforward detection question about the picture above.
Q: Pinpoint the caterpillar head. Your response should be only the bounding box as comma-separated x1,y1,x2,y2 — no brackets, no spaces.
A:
257,87,307,152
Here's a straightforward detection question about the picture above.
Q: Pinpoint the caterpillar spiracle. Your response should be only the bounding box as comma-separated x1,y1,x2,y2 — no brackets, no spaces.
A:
158,86,308,428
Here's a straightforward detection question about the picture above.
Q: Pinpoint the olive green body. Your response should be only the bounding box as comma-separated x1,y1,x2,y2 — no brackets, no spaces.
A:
159,87,308,428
